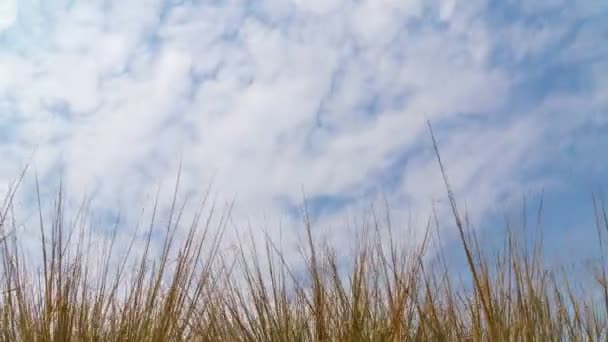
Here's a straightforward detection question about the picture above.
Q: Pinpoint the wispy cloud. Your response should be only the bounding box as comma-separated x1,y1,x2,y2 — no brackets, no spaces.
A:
1,0,607,254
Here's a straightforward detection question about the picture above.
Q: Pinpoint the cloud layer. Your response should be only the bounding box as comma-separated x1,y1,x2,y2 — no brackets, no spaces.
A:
1,0,607,253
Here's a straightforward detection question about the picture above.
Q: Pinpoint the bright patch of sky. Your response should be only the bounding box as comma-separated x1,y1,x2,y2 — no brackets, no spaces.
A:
0,0,607,259
0,0,17,32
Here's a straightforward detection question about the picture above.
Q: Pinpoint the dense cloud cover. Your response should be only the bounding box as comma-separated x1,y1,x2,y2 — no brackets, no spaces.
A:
0,0,607,255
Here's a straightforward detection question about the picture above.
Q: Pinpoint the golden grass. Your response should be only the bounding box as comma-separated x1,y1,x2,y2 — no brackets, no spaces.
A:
0,133,606,341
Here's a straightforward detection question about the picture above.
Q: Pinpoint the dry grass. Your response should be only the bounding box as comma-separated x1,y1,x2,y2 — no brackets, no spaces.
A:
0,135,606,341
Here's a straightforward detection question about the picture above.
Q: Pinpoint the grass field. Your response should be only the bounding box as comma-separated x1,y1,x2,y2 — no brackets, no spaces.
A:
0,146,606,341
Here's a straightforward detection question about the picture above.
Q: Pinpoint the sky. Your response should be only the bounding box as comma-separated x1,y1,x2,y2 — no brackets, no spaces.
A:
0,0,607,264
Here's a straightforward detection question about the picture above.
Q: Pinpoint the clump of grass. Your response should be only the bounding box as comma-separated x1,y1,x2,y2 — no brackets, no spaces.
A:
0,144,606,341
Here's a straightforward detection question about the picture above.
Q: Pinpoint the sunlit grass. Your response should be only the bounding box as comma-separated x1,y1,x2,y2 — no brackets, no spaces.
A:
0,133,606,341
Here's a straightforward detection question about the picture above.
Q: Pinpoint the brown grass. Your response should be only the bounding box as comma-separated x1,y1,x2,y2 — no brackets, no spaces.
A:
0,132,606,341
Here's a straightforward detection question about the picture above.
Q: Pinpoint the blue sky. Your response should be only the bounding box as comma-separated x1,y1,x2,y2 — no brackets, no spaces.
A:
0,0,607,262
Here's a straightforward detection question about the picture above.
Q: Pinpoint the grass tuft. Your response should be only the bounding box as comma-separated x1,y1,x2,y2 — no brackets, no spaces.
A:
0,138,606,341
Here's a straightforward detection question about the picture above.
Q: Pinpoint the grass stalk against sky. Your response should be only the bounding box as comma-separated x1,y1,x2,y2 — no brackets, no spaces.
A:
0,135,606,341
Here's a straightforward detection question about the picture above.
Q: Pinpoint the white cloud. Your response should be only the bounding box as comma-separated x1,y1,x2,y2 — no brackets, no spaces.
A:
0,0,17,32
0,0,606,261
439,0,457,22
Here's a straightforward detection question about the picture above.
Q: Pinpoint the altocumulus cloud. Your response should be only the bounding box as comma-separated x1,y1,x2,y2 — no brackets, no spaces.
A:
0,0,607,255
